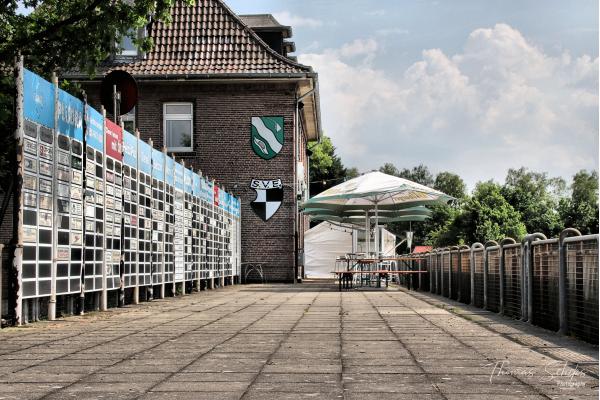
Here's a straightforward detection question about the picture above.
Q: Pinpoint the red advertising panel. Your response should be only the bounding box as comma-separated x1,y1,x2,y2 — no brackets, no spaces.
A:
105,119,123,161
213,184,219,207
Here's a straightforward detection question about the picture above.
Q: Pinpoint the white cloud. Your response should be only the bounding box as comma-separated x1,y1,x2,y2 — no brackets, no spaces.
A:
338,39,379,59
299,24,599,189
273,11,323,28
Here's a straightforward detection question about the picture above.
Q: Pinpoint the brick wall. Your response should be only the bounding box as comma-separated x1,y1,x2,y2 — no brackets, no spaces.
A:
86,80,301,282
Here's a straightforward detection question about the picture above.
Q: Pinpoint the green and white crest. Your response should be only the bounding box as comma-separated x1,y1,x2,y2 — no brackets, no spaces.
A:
251,116,284,160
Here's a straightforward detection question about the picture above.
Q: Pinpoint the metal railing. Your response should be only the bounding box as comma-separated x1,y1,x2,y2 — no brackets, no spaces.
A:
400,229,599,344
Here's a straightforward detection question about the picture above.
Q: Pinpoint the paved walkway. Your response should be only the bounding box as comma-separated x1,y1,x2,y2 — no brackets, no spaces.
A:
0,281,597,400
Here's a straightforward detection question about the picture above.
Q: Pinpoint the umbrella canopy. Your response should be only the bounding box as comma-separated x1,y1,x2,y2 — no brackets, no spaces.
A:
301,171,454,257
302,171,453,210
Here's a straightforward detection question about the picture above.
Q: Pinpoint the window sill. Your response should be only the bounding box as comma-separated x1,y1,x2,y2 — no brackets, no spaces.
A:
167,148,194,153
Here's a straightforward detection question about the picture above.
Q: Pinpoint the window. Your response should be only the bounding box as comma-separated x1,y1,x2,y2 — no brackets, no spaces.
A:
120,34,138,56
117,28,146,58
122,107,136,133
164,103,193,152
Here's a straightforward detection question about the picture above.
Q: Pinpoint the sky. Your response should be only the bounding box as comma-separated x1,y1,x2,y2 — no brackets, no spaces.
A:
226,0,599,189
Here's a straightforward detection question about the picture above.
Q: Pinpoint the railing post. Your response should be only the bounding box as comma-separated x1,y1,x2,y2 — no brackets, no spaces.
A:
558,228,581,335
457,245,469,303
521,233,546,323
436,250,441,294
499,238,516,315
0,244,3,326
429,253,434,294
483,241,498,310
418,256,422,291
450,246,459,299
439,249,445,296
470,243,483,306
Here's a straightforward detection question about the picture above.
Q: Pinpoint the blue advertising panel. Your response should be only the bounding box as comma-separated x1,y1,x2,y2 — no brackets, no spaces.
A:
86,106,104,151
165,156,175,186
122,130,137,167
224,192,231,213
184,169,193,193
234,197,240,217
220,188,227,210
200,177,212,203
192,174,201,197
138,139,152,175
57,88,83,141
174,162,184,191
23,69,55,128
151,148,164,181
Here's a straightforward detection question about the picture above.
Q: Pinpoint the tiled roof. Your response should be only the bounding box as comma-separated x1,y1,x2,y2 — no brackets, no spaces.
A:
105,0,312,77
412,246,433,253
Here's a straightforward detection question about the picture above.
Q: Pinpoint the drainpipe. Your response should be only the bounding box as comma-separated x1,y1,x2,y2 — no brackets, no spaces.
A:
483,240,498,310
295,87,316,284
470,243,483,306
558,228,581,335
499,238,516,315
521,233,547,323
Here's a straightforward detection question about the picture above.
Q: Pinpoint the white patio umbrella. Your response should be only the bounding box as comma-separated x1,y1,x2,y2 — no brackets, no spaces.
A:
301,171,453,257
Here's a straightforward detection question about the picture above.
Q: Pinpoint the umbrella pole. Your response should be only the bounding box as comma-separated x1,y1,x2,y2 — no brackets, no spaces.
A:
374,201,379,259
364,211,369,256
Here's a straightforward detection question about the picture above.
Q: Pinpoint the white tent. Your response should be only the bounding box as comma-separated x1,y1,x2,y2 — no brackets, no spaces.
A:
304,222,353,278
304,222,397,278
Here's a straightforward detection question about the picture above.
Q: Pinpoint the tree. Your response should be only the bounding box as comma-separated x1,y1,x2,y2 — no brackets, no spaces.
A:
379,163,400,177
559,170,599,234
434,171,467,200
1,0,186,75
459,181,527,243
346,167,359,179
382,168,463,248
501,167,564,236
398,164,434,187
308,136,348,196
0,0,190,189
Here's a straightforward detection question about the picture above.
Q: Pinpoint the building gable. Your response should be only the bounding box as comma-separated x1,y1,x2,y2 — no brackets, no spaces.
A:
104,0,312,77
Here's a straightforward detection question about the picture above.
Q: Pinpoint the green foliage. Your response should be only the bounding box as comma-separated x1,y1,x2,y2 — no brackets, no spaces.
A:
0,73,16,191
0,0,189,193
346,167,359,179
434,171,467,201
559,170,599,234
376,163,598,248
309,136,350,196
379,162,399,177
398,164,434,187
501,167,564,236
460,181,527,243
1,0,188,76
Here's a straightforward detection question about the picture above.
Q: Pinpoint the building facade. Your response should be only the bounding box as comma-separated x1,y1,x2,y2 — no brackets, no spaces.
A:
72,0,321,282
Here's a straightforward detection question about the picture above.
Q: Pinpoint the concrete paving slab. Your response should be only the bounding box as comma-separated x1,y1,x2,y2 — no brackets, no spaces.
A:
0,282,596,400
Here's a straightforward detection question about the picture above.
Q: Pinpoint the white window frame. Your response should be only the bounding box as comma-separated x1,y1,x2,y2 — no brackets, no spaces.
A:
117,27,145,57
163,102,193,152
122,106,136,133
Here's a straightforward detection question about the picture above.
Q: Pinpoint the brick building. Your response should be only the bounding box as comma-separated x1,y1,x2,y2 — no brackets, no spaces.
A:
70,0,321,282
